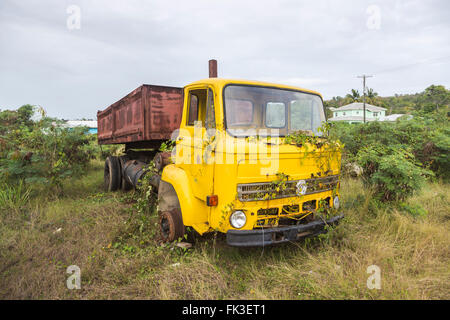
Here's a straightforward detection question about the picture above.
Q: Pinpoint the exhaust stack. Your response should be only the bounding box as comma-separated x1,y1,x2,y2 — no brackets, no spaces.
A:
209,59,217,78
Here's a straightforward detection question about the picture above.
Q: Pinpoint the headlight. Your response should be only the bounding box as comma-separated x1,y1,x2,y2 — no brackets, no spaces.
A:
333,196,340,209
230,211,247,229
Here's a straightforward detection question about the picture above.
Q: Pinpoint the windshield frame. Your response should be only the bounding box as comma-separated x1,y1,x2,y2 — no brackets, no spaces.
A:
222,83,327,138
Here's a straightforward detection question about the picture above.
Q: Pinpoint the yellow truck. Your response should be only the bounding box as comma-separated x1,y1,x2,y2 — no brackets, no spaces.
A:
97,60,343,246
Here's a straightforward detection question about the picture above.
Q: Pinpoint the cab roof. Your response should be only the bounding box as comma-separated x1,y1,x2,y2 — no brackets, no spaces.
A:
186,78,323,98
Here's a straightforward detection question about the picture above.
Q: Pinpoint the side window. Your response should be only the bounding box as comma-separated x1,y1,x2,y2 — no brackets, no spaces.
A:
187,94,198,126
266,102,286,128
205,89,215,129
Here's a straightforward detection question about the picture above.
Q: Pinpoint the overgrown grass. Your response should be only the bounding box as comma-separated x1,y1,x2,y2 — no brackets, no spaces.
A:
1,162,449,299
0,181,31,216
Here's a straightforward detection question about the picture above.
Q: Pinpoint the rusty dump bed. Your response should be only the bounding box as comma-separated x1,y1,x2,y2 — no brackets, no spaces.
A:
97,85,183,145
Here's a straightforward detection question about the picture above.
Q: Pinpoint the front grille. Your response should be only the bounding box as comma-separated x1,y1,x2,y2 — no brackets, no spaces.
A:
302,200,316,211
237,175,339,202
257,208,279,216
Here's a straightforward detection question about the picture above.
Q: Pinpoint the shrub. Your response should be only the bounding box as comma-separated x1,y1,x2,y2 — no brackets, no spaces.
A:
330,113,449,184
0,105,94,190
398,202,427,218
425,128,450,180
357,146,431,201
83,133,123,160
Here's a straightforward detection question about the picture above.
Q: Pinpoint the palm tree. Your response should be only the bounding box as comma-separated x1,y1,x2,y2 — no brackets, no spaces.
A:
367,88,378,99
366,88,379,105
345,89,361,103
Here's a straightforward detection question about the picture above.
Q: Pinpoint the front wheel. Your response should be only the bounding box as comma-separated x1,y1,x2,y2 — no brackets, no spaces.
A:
159,208,185,242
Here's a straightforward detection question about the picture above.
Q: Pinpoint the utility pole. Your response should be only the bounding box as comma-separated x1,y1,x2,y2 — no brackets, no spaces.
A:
357,75,373,123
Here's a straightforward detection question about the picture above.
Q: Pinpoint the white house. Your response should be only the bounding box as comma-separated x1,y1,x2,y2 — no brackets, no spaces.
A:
328,102,387,124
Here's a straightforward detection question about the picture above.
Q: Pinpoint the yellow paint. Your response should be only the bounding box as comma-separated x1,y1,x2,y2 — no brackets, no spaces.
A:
160,78,341,235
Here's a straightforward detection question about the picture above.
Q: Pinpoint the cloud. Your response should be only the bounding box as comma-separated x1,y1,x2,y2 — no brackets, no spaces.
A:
0,0,449,118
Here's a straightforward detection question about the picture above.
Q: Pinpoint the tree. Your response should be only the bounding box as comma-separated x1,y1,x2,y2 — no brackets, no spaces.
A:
423,85,450,112
366,88,380,105
367,88,376,98
345,89,361,103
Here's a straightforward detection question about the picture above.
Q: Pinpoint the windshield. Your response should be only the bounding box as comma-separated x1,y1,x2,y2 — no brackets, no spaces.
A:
224,85,326,137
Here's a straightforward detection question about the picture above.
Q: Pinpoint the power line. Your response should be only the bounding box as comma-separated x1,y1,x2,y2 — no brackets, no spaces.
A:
357,75,373,123
326,55,450,88
373,55,450,75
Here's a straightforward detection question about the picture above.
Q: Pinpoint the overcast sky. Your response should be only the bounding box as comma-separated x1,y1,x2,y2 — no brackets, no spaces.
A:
1,0,449,119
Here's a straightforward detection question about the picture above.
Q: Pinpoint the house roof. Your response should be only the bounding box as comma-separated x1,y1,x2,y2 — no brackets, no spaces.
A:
65,120,97,128
331,102,386,112
329,113,411,122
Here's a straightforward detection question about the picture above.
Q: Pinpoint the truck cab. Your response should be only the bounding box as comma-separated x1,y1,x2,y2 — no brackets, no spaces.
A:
158,78,343,246
98,61,342,247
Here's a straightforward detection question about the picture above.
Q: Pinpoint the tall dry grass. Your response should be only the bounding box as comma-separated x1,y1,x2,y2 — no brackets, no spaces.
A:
0,161,449,299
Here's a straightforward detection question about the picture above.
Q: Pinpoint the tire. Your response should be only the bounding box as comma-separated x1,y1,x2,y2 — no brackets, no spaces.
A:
159,208,185,242
153,152,171,172
119,155,133,191
104,156,121,191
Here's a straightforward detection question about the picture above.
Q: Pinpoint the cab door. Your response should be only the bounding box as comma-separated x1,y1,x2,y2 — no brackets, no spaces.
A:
178,85,217,203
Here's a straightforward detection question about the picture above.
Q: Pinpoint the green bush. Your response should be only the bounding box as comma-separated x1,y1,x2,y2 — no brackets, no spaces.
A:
398,202,427,218
425,128,450,180
330,114,449,181
329,107,447,202
83,133,123,160
357,145,431,201
0,105,94,190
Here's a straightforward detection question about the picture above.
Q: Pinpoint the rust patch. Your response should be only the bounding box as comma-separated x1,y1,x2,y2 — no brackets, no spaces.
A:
97,85,183,145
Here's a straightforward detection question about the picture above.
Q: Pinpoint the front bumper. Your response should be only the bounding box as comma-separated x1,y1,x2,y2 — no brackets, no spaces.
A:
226,214,344,247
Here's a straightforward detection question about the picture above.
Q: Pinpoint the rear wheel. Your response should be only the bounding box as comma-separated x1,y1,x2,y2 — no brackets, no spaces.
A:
159,208,185,242
104,156,121,191
118,155,133,191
